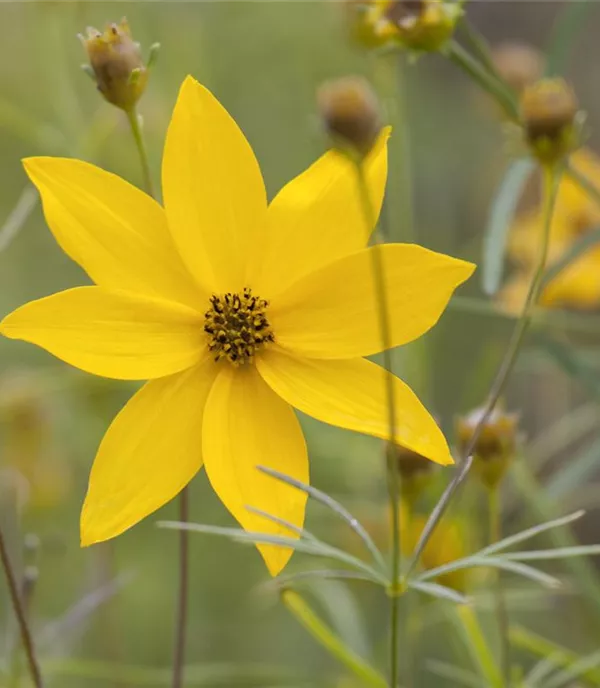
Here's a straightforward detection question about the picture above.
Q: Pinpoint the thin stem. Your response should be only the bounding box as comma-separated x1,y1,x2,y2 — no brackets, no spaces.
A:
406,164,562,578
172,488,189,688
489,487,510,686
125,107,155,197
0,526,43,688
446,40,519,122
355,160,400,688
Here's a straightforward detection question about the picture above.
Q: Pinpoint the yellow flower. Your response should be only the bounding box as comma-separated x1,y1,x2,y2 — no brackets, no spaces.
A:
501,148,600,313
0,77,473,575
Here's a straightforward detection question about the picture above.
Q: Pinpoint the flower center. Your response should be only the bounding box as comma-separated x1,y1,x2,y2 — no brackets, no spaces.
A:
204,287,274,366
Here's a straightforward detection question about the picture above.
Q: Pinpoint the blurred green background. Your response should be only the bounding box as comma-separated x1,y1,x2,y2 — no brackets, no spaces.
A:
2,2,600,686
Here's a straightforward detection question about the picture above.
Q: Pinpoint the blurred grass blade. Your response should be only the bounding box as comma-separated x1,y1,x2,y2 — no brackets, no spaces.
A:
281,590,387,688
257,466,386,572
545,0,595,76
525,655,563,687
545,436,600,503
158,521,388,584
408,580,470,605
272,569,377,588
541,227,600,287
544,649,600,688
511,625,600,685
500,544,600,561
482,158,535,295
478,510,584,557
245,505,319,542
418,555,561,588
536,333,600,401
452,606,503,688
0,187,38,254
426,660,482,688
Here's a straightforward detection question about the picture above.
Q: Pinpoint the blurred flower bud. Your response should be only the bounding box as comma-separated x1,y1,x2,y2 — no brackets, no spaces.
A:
492,42,545,95
383,0,461,52
318,76,382,157
386,441,438,506
520,78,580,164
456,407,519,490
79,18,148,111
341,0,388,48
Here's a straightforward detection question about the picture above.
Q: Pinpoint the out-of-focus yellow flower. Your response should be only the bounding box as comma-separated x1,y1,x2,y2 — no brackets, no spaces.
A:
375,0,461,52
0,373,71,510
0,76,474,575
500,148,600,312
401,505,469,591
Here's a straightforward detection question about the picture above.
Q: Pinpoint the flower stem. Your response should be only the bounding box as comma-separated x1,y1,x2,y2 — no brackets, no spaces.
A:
406,163,562,578
125,107,155,197
355,160,400,687
0,526,43,688
172,487,189,688
489,486,510,686
445,40,519,122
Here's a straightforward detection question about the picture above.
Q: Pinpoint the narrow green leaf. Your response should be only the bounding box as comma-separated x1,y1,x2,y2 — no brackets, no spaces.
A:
257,466,386,572
452,606,504,688
525,655,563,687
0,186,38,254
500,544,600,561
282,590,387,688
426,660,481,688
536,333,600,401
417,555,561,588
244,505,319,542
477,510,584,557
158,521,387,584
546,0,595,77
271,570,378,588
541,227,600,287
482,158,535,295
408,580,470,605
545,649,600,688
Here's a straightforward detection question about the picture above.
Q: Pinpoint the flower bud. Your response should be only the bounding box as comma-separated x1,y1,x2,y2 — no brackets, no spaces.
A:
80,18,148,111
492,43,545,95
520,78,579,164
317,76,382,157
386,441,438,505
383,0,460,52
456,407,519,490
341,0,389,49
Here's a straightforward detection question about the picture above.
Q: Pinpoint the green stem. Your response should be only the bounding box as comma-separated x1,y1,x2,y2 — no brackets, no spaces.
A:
172,488,189,688
459,18,501,82
355,160,400,687
282,590,387,688
126,108,155,197
0,526,43,688
406,164,562,578
446,40,519,122
489,487,510,686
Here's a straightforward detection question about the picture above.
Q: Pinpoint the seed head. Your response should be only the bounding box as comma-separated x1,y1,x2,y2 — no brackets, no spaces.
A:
492,42,545,95
317,76,382,157
79,18,148,111
456,407,519,490
520,78,580,164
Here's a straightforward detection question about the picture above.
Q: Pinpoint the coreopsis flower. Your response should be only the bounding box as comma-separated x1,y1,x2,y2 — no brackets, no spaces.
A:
501,148,600,313
0,76,474,575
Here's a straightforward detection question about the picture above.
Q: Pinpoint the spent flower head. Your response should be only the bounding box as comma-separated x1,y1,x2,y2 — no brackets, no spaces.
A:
1,76,474,575
79,18,150,111
520,78,581,165
456,407,519,490
492,42,545,96
318,76,382,158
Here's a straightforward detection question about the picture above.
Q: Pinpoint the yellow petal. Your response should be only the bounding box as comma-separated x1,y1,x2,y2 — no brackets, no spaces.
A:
81,360,216,545
0,287,205,380
23,157,203,308
250,129,389,296
257,349,453,465
162,76,267,293
202,365,308,575
270,244,475,359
